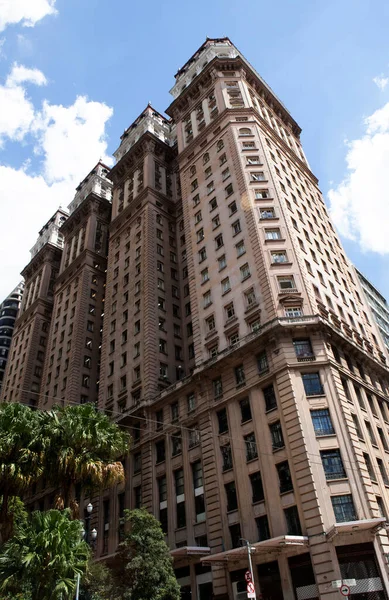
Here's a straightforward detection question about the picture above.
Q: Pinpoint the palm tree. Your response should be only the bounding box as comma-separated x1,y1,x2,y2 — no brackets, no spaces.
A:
41,404,131,517
0,403,43,544
0,509,90,600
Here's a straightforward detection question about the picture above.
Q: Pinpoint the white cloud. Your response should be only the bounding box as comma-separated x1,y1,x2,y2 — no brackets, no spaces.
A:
328,101,389,254
35,96,113,183
0,63,46,146
0,0,57,32
373,75,389,91
0,63,114,300
6,63,47,86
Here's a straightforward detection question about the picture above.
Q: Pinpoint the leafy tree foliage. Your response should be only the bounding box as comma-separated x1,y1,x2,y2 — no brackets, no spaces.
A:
0,509,90,600
115,508,181,600
40,404,131,517
0,403,43,543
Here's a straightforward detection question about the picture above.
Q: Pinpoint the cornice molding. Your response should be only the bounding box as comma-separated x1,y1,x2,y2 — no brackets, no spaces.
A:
109,132,177,186
21,244,62,280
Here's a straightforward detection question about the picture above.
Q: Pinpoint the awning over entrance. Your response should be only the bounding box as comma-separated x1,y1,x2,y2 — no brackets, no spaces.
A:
326,517,386,541
201,536,309,565
171,546,211,558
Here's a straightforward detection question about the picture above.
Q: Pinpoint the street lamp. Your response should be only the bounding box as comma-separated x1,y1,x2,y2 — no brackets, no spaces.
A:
76,503,97,600
240,538,257,600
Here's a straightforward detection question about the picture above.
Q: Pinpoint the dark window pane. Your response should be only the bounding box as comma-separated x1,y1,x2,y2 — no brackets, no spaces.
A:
263,384,277,411
293,338,314,359
331,495,357,522
256,515,270,541
239,397,252,422
229,523,242,548
244,432,258,461
221,444,233,472
302,372,324,396
320,449,346,480
311,409,335,436
270,421,285,450
225,481,238,511
284,505,302,535
217,408,228,434
250,471,264,503
276,461,293,493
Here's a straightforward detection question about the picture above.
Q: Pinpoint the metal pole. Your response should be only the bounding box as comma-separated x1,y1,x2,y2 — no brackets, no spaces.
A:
75,572,80,600
246,541,256,600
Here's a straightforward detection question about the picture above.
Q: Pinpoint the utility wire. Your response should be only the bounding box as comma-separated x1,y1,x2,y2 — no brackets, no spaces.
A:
1,380,389,481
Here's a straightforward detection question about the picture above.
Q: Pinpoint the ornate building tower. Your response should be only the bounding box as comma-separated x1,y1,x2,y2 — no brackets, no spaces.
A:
97,39,389,600
0,209,67,406
40,162,112,409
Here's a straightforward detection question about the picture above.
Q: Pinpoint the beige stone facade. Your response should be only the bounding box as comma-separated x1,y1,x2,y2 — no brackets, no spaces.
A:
4,38,389,600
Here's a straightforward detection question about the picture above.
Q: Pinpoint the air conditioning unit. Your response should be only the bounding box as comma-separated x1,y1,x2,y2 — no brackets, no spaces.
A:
232,581,248,600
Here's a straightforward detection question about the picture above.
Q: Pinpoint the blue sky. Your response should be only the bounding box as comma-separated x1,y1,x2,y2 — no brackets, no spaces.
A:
1,0,389,302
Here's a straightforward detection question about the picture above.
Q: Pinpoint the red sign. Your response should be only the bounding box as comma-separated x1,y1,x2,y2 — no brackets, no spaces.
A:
245,571,252,583
340,585,350,597
247,582,255,594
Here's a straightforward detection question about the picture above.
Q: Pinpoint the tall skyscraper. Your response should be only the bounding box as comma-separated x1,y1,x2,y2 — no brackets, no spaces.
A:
0,209,67,406
356,267,389,353
40,162,112,410
3,38,389,600
0,281,24,384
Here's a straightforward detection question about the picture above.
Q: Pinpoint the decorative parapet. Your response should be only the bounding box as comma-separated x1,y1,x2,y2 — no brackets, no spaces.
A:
68,162,112,215
30,209,68,258
114,106,176,163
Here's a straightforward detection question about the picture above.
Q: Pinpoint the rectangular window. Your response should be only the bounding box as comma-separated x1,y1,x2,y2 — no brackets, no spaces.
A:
278,275,296,290
236,240,246,257
217,408,228,434
284,505,302,535
285,307,303,318
156,440,165,464
218,254,227,270
257,350,268,374
320,449,346,480
215,234,224,250
175,468,185,497
265,228,281,240
235,364,245,386
240,263,251,280
244,433,258,461
239,397,252,423
251,171,266,181
171,432,182,456
260,208,275,219
293,339,314,359
271,251,288,264
331,495,357,522
221,277,231,294
221,444,233,472
311,409,335,436
377,458,389,486
229,523,242,548
187,393,195,413
250,471,264,503
263,384,277,411
189,426,200,448
302,372,324,396
276,461,293,493
225,481,238,511
270,421,285,450
213,377,223,399
256,515,270,541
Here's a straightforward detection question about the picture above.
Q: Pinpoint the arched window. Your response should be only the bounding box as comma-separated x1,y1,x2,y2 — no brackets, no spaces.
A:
216,140,224,152
203,153,210,165
190,165,196,177
239,127,252,136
